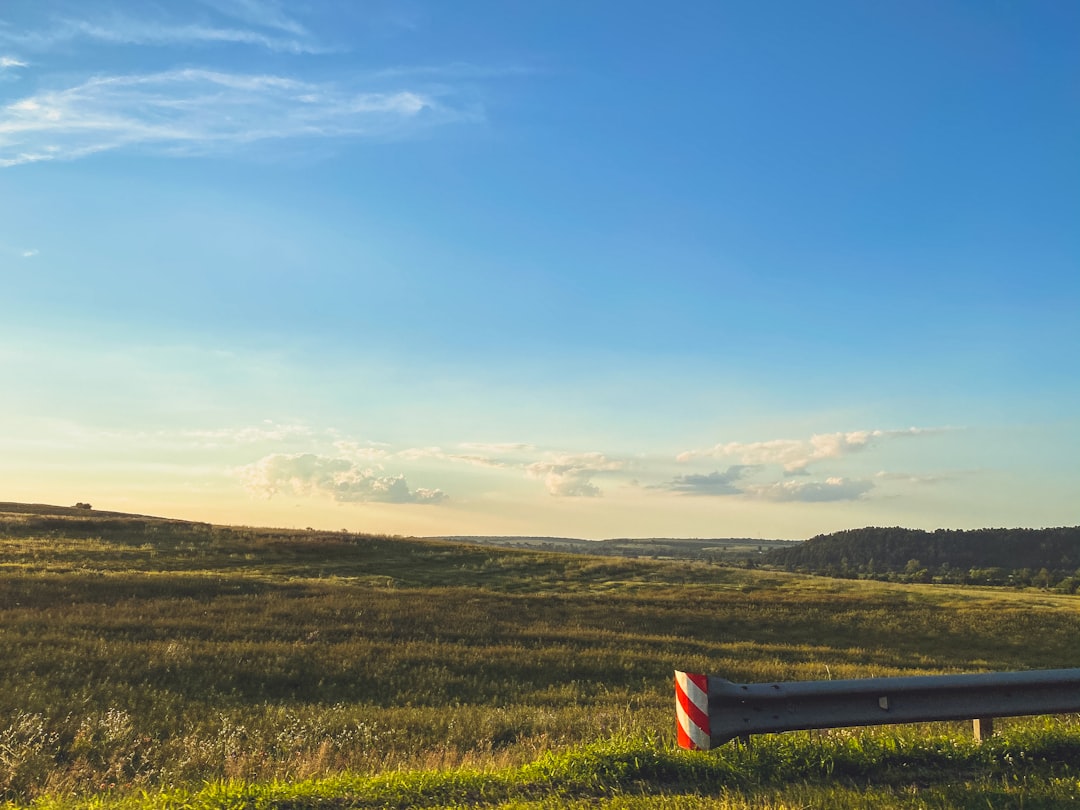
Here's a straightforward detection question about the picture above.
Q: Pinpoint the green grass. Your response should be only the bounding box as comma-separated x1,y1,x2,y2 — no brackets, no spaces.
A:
8,730,1080,809
1,506,1079,807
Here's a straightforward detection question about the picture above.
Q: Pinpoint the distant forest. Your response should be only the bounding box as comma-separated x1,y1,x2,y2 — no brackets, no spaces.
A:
763,526,1080,592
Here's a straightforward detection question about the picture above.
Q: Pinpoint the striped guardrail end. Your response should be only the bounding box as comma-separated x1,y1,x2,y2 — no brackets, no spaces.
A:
675,670,711,750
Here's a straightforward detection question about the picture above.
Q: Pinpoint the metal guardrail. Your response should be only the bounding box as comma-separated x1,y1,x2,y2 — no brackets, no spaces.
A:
675,668,1080,749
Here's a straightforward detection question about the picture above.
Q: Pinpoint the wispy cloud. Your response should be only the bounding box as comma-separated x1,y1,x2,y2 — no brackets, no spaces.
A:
873,470,956,486
677,427,940,472
60,18,325,54
0,55,26,85
182,422,312,447
0,9,322,55
0,68,472,168
18,420,318,452
238,452,447,505
196,0,310,37
0,238,40,259
458,441,537,454
396,444,526,469
367,63,540,81
333,440,392,463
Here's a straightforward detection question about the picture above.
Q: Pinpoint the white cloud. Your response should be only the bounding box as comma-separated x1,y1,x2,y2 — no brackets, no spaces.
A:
237,452,447,505
1,56,27,69
747,476,874,503
0,68,471,168
20,248,38,258
526,452,625,498
677,427,937,472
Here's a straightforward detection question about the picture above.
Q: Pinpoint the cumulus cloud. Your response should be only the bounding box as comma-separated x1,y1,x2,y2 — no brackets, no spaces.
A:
747,476,874,503
677,427,936,472
0,68,471,168
654,465,753,496
526,452,625,498
238,453,447,504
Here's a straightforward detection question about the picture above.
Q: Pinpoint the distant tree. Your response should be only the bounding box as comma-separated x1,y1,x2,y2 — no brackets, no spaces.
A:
1013,568,1034,588
73,502,92,510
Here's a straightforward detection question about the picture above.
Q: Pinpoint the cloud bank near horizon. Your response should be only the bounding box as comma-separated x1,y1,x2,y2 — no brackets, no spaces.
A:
2,405,950,508
222,423,948,506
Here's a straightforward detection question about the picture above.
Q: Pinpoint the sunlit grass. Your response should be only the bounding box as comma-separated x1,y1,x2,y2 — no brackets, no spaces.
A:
7,729,1080,809
1,508,1079,806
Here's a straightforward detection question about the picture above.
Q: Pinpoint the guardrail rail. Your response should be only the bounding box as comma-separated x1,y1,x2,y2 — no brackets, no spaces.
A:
675,668,1080,749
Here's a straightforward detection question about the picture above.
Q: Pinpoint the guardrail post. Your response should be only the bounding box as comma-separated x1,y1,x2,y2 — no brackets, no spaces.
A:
674,671,710,750
973,717,994,742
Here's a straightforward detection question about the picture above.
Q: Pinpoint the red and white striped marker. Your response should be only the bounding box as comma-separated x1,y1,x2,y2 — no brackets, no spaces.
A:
675,670,711,750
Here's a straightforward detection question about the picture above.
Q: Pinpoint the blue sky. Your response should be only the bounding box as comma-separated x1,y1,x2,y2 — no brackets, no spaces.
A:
1,1,1077,539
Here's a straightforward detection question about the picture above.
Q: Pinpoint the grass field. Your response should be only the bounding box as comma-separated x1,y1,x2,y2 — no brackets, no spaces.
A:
1,505,1079,808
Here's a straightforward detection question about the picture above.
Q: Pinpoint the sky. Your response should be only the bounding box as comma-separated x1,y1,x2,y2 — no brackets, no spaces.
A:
1,1,1077,540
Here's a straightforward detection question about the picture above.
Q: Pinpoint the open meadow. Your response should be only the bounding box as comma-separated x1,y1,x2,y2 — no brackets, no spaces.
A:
1,504,1079,808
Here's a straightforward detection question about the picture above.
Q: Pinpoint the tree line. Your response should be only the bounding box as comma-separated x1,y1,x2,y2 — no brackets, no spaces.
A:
763,526,1080,591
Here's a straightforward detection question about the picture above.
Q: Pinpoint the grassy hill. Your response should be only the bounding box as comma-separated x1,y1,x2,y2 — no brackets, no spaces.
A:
2,503,1079,808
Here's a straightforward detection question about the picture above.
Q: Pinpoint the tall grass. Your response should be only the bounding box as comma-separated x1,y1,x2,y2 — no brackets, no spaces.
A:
7,728,1080,809
1,510,1079,805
